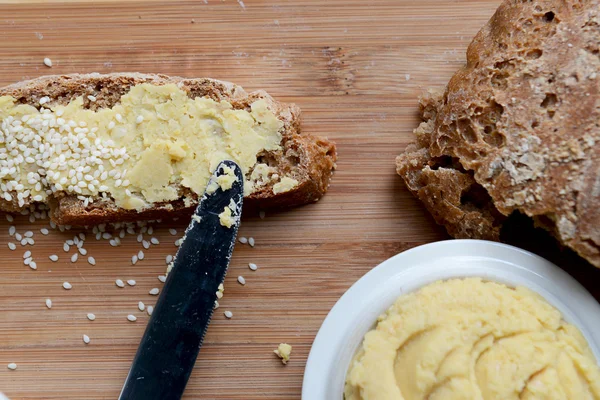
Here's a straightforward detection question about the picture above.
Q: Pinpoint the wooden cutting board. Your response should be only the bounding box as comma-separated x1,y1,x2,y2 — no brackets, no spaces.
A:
1,1,599,399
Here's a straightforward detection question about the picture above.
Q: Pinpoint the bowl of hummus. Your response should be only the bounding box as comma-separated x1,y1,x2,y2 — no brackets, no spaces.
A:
302,240,600,400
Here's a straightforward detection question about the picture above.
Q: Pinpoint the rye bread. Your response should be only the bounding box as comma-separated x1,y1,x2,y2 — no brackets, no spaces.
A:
0,73,337,225
396,0,600,267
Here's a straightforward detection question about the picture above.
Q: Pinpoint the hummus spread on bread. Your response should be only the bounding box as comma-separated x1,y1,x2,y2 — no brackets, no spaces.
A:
0,83,284,211
345,278,600,400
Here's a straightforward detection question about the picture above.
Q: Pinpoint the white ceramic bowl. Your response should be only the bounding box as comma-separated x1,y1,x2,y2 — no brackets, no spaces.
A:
302,239,600,400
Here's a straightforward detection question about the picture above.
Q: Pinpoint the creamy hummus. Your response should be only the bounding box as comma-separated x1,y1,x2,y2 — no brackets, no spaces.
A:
345,278,600,400
0,83,285,211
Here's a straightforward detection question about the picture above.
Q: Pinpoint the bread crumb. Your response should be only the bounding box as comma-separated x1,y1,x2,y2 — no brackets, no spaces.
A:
274,343,292,364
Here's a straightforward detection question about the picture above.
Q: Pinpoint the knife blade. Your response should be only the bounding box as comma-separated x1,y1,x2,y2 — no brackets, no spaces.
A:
118,160,244,400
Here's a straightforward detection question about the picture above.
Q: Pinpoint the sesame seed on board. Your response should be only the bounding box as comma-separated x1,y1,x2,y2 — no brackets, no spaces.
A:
43,57,52,67
249,263,258,271
62,282,72,290
127,280,136,286
224,311,233,319
138,301,145,311
127,315,137,322
45,299,52,309
147,306,154,316
82,334,90,344
237,276,246,285
149,288,159,296
248,237,255,247
7,363,17,370
87,313,96,321
115,279,125,288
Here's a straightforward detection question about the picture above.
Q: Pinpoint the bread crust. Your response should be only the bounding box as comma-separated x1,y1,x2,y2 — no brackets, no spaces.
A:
397,0,600,267
0,73,336,224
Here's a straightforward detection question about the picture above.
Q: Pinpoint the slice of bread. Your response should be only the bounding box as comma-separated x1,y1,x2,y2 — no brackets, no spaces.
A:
397,0,600,267
0,73,337,225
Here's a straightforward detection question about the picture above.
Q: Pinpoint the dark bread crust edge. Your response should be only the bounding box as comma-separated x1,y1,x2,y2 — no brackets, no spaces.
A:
0,73,337,224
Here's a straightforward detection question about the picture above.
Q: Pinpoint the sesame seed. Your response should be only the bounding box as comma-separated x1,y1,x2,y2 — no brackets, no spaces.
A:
39,96,50,105
142,240,150,249
63,282,72,290
83,334,90,344
169,228,177,236
136,115,144,124
131,255,138,265
138,250,145,260
137,233,143,243
115,279,125,288
216,291,223,299
175,238,183,247
43,57,52,67
49,254,58,262
165,255,173,264
21,238,28,246
248,237,255,247
127,279,136,286
24,257,31,266
158,275,167,283
70,253,78,263
102,233,112,240
15,233,22,241
26,238,34,245
40,228,49,235
138,301,145,311
147,226,154,235
147,306,154,316
87,95,96,102
29,261,37,270
239,237,248,244
6,214,14,222
45,299,52,309
8,242,16,250
127,315,137,322
87,256,96,266
87,313,95,321
24,231,33,238
149,288,159,296
214,301,220,309
78,247,87,256
63,243,70,252
78,232,86,241
23,250,31,259
249,263,258,271
7,363,17,370
224,311,233,319
237,276,246,285
150,237,159,245
9,226,16,236
259,211,266,219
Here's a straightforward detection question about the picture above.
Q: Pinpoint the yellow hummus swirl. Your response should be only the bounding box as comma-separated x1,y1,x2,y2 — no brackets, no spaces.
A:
344,278,600,400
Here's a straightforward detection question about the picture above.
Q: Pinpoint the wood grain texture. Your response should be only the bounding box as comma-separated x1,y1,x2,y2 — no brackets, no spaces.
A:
0,0,599,399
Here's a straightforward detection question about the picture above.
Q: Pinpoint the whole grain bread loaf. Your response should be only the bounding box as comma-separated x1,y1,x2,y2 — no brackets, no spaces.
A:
0,73,337,225
397,0,600,267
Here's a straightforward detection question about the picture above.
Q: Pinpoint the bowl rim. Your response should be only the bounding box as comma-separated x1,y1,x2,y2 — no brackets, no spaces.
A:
301,239,600,400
